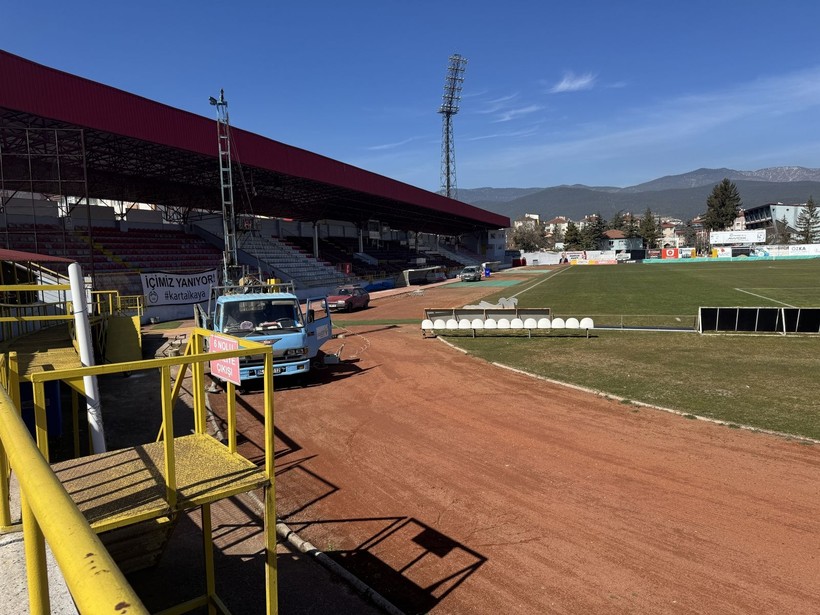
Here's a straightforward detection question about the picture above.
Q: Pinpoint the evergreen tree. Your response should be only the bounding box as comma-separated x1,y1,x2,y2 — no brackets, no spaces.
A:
775,215,792,244
795,196,820,244
608,210,625,231
704,179,742,230
656,216,665,247
563,221,582,249
638,208,661,249
683,221,697,247
547,227,564,250
624,214,639,239
580,213,606,250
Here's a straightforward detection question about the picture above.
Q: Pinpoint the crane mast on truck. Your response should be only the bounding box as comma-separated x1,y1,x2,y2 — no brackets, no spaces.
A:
197,91,333,383
208,89,240,285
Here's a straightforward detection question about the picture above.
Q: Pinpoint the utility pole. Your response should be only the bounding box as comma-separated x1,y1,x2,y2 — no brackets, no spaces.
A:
438,54,467,200
209,89,239,284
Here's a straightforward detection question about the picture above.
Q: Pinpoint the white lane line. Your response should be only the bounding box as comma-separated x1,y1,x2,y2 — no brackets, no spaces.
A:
735,288,796,307
510,267,568,299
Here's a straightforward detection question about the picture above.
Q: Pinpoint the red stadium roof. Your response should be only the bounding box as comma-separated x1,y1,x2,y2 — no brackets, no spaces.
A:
0,51,509,235
0,248,72,263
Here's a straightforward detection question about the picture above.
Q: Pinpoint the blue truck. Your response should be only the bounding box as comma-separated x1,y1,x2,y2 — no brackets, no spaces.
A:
195,281,332,381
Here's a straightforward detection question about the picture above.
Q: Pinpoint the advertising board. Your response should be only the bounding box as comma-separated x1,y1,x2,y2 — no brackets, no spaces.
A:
709,230,766,244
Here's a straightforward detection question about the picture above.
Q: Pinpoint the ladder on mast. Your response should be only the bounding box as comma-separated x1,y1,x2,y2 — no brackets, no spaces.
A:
210,89,239,284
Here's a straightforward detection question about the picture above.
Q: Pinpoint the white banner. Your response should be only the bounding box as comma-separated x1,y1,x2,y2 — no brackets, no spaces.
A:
141,270,218,306
710,230,766,244
789,244,820,256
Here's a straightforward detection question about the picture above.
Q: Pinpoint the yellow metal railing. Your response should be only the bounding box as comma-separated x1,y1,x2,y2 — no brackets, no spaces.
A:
90,290,144,317
0,384,149,615
0,283,74,341
0,328,278,614
0,284,141,327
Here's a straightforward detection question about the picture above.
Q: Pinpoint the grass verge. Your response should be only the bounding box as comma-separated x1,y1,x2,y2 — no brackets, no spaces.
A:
449,329,820,440
444,261,820,440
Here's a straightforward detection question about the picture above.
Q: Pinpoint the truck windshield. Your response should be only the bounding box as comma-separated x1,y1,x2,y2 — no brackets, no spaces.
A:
221,299,303,333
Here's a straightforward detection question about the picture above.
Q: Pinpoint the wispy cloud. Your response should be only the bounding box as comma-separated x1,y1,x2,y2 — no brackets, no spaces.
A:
476,93,520,115
549,71,597,93
365,136,420,151
466,125,541,141
492,105,544,123
474,93,544,124
463,88,489,99
462,65,820,185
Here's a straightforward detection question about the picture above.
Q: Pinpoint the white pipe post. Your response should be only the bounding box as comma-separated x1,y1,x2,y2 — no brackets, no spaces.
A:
68,263,106,453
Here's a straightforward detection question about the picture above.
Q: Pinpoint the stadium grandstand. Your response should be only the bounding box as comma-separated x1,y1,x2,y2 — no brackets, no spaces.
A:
0,50,510,304
0,48,510,613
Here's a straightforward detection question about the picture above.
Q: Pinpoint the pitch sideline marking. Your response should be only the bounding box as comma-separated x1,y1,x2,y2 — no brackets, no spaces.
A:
734,288,796,307
510,267,568,300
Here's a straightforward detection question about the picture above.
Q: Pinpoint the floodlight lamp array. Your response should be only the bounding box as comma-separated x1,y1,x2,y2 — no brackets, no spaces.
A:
438,54,467,116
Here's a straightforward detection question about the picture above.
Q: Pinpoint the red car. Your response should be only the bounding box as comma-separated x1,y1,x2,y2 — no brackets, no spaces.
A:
327,285,370,312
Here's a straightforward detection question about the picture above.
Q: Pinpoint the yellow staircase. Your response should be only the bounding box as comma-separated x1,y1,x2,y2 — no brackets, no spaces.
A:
1,327,279,614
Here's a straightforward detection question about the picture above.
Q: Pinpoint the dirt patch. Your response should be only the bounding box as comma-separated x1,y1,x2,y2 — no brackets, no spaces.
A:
331,278,528,322
206,280,820,614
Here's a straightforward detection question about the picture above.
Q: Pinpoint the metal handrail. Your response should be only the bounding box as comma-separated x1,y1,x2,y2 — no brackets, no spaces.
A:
90,290,144,317
1,327,279,613
0,385,149,614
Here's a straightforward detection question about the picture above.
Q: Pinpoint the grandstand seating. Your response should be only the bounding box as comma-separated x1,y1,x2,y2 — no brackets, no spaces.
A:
236,234,347,288
2,221,480,296
285,236,463,278
89,227,222,271
2,224,126,274
417,239,483,268
1,224,224,296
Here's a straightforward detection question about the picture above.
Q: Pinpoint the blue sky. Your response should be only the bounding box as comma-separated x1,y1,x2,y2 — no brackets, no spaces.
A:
6,1,820,192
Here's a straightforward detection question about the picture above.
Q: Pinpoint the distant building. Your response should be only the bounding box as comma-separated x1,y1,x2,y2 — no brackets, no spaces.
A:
599,229,643,251
660,222,678,247
513,213,541,228
578,213,600,230
508,213,544,249
544,216,570,236
731,209,745,231
744,202,806,238
689,216,709,251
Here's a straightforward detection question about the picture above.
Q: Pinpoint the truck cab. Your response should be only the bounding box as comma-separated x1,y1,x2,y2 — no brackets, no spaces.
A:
195,282,332,381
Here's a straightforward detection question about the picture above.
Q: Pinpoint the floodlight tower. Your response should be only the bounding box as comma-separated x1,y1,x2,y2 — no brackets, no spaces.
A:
209,89,238,283
438,53,467,200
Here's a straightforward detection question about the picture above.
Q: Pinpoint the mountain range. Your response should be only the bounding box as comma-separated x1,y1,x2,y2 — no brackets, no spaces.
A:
458,167,820,223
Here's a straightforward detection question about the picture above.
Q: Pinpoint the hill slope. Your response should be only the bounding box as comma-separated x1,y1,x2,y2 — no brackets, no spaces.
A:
457,167,820,221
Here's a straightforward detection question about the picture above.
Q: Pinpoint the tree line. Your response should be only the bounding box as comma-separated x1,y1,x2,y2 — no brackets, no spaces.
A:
511,208,670,252
510,178,820,252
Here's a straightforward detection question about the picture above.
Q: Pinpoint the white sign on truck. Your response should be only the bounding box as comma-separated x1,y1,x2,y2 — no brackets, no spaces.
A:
209,334,240,386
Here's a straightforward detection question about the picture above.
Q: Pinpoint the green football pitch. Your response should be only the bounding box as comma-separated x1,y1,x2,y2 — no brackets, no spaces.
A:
483,259,820,327
449,259,820,440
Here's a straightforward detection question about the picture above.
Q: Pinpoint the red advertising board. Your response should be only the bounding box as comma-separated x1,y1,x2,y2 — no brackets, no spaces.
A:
662,248,678,259
209,334,240,385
